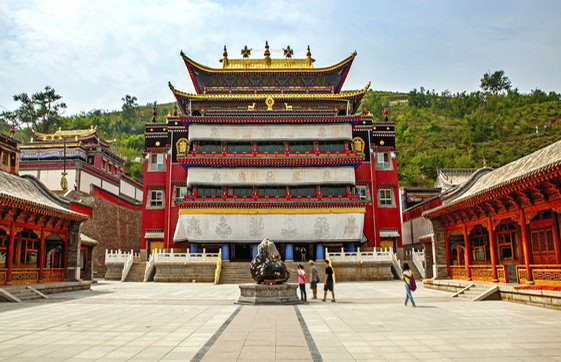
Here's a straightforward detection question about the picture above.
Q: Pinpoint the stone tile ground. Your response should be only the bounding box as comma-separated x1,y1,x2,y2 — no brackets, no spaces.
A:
1,280,561,361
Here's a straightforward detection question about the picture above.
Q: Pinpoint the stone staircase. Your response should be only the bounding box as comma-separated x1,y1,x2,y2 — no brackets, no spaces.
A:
124,261,147,282
219,261,254,284
406,261,422,280
0,285,45,302
453,284,491,300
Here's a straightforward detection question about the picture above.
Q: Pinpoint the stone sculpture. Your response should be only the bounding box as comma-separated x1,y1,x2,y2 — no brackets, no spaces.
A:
250,238,290,284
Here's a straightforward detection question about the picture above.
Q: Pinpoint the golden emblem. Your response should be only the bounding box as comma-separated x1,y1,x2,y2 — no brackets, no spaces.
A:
352,137,365,154
176,138,189,155
265,96,274,110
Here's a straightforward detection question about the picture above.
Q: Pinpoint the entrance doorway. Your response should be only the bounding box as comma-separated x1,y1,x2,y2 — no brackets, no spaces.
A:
232,244,252,261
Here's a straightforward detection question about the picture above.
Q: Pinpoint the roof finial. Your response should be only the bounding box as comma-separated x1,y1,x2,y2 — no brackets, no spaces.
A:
241,45,251,58
264,41,270,59
483,155,487,168
306,45,315,65
152,101,157,123
173,104,178,116
283,45,293,59
223,45,228,58
384,107,389,122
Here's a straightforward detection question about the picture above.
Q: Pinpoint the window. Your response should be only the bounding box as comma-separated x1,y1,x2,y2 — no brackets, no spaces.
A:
102,159,106,170
2,152,8,165
376,153,391,169
151,154,164,171
497,223,519,261
289,186,315,196
198,142,221,152
197,187,222,196
149,189,164,208
356,185,368,200
87,156,94,165
0,230,7,267
318,142,344,152
378,188,394,207
257,187,285,196
175,186,188,199
17,231,39,266
290,142,314,152
321,185,347,195
108,163,113,173
258,142,285,152
470,227,490,262
233,187,253,196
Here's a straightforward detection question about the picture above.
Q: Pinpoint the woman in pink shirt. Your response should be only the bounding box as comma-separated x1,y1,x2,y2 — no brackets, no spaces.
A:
289,264,307,302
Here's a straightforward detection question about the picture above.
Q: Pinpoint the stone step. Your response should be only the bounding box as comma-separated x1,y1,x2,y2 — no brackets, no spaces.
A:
124,262,147,282
1,287,42,301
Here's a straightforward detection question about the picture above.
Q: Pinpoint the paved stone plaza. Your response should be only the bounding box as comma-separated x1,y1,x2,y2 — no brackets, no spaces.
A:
1,281,561,361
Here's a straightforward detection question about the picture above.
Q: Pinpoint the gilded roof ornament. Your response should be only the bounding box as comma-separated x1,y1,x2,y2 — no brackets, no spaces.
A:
219,45,229,67
264,41,270,59
32,126,98,140
306,45,315,66
283,45,293,59
241,45,251,59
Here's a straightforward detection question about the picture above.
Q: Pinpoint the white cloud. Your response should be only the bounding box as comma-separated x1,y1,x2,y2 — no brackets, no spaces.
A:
1,0,560,115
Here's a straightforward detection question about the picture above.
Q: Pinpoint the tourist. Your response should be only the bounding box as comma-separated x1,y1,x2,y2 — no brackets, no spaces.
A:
309,260,319,299
402,263,416,307
288,265,307,301
322,259,335,302
301,247,307,262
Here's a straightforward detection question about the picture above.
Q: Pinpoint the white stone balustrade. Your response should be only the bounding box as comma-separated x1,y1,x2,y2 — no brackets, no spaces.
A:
326,247,395,262
105,249,134,264
153,248,221,264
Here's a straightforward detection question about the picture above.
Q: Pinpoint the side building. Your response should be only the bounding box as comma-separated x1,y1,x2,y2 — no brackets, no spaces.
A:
0,132,95,287
424,140,561,286
19,127,143,275
141,43,402,263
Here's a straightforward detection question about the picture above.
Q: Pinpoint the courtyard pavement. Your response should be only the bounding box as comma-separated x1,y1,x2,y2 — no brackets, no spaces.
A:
1,280,561,361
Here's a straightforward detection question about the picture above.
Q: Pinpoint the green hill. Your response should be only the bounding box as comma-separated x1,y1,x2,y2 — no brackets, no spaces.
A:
3,82,560,187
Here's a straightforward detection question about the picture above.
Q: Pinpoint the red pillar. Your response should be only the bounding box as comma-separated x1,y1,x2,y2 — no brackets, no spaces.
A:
6,222,15,284
63,233,68,271
38,227,46,282
462,223,471,280
519,209,533,284
552,212,561,264
488,217,498,282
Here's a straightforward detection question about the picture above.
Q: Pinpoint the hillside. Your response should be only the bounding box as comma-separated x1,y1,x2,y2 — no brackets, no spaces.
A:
3,86,560,187
363,89,561,187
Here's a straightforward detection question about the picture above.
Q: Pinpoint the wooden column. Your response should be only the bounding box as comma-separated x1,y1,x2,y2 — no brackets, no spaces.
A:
38,227,46,282
552,212,561,264
463,223,471,280
6,222,15,284
488,217,498,282
63,233,68,271
519,209,534,284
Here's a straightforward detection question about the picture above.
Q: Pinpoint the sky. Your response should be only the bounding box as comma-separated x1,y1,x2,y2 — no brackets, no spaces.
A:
1,0,560,115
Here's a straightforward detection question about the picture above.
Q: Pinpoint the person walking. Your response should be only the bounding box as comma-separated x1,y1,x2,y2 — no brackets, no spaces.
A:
402,263,416,307
322,259,335,302
309,260,319,299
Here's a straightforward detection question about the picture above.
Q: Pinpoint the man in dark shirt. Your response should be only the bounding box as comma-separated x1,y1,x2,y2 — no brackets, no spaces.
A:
322,259,335,302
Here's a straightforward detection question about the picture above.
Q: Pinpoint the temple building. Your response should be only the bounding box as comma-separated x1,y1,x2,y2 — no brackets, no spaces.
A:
424,140,561,286
141,43,401,262
0,132,95,286
19,127,143,276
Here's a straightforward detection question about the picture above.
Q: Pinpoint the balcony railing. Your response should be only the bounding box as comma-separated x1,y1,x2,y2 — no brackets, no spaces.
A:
517,264,561,286
177,151,365,167
174,196,369,208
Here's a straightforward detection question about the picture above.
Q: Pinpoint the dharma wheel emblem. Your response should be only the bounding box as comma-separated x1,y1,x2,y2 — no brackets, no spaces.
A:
176,138,189,155
265,96,274,110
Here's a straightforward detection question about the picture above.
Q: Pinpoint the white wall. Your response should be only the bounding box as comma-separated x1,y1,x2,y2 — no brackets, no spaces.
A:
120,179,136,199
80,171,101,193
38,169,77,191
19,170,38,177
101,179,119,195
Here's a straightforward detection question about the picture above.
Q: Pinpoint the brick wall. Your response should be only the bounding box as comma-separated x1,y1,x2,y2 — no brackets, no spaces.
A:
65,191,142,276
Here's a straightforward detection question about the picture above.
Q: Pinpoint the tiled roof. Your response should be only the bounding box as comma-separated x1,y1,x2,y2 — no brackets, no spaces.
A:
443,139,561,206
434,168,479,191
0,170,86,219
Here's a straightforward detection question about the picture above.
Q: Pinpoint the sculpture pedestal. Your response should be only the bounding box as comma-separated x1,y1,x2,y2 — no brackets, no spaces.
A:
237,283,302,305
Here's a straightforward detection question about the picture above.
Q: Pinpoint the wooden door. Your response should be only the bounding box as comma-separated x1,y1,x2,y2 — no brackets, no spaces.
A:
531,227,555,264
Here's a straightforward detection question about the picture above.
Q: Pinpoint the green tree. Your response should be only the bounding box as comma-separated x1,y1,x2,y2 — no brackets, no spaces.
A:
0,86,67,133
480,70,512,95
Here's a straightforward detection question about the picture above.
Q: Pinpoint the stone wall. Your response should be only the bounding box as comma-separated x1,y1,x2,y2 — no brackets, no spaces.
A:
104,263,124,280
154,262,216,282
429,218,449,279
66,191,142,277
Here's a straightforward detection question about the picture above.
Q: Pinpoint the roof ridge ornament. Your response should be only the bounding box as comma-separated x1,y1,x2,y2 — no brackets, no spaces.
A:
220,45,229,67
264,41,271,59
241,45,251,59
306,45,315,66
283,45,293,59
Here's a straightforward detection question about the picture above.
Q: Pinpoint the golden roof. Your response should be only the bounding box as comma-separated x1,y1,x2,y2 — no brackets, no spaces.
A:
181,50,356,73
33,125,97,140
169,81,370,100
